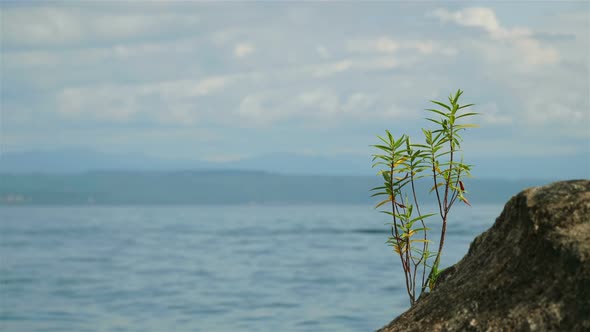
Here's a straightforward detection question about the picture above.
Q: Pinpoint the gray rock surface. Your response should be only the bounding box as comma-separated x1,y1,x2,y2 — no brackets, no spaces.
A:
377,180,590,332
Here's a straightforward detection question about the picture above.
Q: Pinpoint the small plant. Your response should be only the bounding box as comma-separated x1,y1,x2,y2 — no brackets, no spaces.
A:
371,89,477,306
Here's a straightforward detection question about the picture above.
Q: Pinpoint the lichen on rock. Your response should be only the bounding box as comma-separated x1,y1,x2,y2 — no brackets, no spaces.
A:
377,180,590,332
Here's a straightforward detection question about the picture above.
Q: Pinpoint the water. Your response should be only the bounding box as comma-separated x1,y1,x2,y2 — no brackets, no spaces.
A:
0,204,503,331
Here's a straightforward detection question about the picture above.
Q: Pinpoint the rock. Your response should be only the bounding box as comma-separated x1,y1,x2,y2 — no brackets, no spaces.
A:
377,180,590,332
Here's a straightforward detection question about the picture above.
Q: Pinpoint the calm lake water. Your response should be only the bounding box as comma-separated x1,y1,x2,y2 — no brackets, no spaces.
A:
0,204,503,331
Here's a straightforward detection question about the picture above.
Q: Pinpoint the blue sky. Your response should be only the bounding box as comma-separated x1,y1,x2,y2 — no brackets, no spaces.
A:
1,2,589,176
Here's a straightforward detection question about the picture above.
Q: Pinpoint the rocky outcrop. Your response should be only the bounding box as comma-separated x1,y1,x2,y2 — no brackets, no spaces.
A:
378,180,590,332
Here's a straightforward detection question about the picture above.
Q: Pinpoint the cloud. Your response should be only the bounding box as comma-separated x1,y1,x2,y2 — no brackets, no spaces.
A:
316,46,331,59
310,60,354,77
57,86,140,121
1,7,200,45
3,38,200,68
432,7,559,66
477,103,512,125
236,87,418,127
235,94,291,127
191,77,228,96
522,87,589,134
346,37,450,56
297,89,340,115
306,49,442,78
234,42,255,58
56,76,230,124
433,7,501,33
348,37,399,53
2,51,61,67
465,138,584,157
430,6,587,139
3,2,587,164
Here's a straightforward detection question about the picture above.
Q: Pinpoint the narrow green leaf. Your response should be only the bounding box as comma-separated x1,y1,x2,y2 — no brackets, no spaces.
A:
426,118,443,126
373,144,392,152
410,213,436,223
429,182,444,192
377,135,391,146
456,112,478,118
458,104,475,110
375,197,392,209
430,100,451,111
410,227,432,233
370,185,387,191
456,123,479,129
425,108,447,118
452,89,463,104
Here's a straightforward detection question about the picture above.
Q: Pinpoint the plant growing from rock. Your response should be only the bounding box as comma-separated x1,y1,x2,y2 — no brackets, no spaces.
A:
371,89,477,306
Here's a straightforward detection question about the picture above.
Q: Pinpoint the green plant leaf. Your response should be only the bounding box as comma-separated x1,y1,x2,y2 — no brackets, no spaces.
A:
375,196,392,209
426,118,443,126
456,111,478,118
430,100,451,111
430,182,444,192
452,89,463,104
425,108,447,118
410,213,436,223
456,124,479,129
458,104,475,110
373,144,392,152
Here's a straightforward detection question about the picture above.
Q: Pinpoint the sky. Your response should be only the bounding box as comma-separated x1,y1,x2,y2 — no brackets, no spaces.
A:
1,1,589,177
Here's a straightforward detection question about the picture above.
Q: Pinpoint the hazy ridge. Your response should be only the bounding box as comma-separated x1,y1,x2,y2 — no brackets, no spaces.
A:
1,149,588,178
0,170,551,205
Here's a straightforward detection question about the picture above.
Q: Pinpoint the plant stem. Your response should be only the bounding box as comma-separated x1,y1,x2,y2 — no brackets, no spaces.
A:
389,161,413,306
428,122,455,289
409,160,429,295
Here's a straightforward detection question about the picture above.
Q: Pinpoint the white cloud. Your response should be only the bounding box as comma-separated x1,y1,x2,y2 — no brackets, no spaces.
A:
90,13,197,39
311,60,353,77
2,51,61,67
1,7,200,45
465,138,584,157
2,8,83,44
3,38,200,68
404,41,435,54
342,93,376,114
236,87,419,127
523,92,588,130
211,28,241,45
431,6,586,138
349,37,398,53
484,59,589,138
56,76,230,124
297,89,340,115
237,89,342,127
57,86,140,121
192,77,228,96
433,7,500,33
306,55,410,78
537,12,589,65
234,42,255,58
432,7,559,66
347,37,451,56
316,46,331,59
4,3,587,162
478,103,512,125
238,93,279,126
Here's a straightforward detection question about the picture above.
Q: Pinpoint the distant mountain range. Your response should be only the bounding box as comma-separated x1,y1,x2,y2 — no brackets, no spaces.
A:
1,148,588,179
0,170,552,205
0,149,373,175
2,149,584,205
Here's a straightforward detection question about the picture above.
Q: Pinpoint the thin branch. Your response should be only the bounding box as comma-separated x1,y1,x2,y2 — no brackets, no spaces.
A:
389,160,413,305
